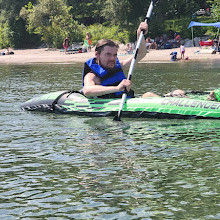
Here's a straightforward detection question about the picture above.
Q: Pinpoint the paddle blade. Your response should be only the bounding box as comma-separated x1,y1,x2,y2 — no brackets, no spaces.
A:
113,93,127,121
113,113,121,121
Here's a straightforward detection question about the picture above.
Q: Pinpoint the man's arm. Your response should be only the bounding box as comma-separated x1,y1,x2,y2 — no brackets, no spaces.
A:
83,72,131,97
120,22,148,69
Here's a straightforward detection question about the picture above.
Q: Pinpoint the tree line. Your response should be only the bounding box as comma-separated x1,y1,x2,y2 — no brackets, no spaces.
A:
0,0,219,49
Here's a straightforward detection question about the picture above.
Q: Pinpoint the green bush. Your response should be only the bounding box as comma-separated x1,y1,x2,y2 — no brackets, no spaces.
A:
164,17,218,40
20,0,84,48
0,21,14,48
82,24,130,46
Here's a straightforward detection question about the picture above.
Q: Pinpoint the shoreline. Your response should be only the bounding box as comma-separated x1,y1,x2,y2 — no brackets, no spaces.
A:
0,47,219,65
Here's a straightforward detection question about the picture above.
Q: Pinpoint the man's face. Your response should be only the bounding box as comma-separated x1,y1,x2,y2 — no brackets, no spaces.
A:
96,46,118,70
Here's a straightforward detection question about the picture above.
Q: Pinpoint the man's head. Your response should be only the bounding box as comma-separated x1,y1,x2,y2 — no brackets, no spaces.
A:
95,39,119,70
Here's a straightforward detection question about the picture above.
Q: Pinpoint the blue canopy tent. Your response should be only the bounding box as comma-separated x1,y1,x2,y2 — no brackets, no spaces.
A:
187,21,220,47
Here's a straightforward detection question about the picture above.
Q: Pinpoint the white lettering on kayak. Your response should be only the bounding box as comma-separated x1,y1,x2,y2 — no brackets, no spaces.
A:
161,99,220,110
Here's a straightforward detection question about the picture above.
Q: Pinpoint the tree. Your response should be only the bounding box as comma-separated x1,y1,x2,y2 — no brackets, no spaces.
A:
210,0,220,21
1,0,215,48
66,0,105,25
0,0,38,48
101,0,210,40
101,0,151,41
0,21,13,48
20,0,83,47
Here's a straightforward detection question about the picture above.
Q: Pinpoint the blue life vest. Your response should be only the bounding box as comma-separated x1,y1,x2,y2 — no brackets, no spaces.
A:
82,58,134,98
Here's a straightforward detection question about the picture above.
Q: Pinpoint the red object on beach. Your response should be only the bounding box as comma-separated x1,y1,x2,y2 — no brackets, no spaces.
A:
199,40,214,46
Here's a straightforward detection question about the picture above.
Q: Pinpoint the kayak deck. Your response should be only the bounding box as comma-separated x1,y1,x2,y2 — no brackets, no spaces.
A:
21,91,220,119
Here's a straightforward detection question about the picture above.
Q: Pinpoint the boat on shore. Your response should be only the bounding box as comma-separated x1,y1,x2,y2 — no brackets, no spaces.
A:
20,91,220,119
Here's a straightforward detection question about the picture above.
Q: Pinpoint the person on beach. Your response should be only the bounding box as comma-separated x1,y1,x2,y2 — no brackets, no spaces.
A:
82,22,148,98
180,44,185,60
170,51,177,61
124,43,133,54
83,32,92,52
86,32,92,52
174,32,181,45
1,48,14,55
63,37,69,54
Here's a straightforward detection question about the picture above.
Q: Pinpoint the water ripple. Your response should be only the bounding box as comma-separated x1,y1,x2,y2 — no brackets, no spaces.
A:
0,63,219,219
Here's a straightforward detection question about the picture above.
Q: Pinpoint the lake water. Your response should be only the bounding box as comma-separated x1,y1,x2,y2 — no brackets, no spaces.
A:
0,61,220,219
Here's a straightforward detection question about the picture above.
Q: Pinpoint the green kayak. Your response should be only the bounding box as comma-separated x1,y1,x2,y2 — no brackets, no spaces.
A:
20,90,220,119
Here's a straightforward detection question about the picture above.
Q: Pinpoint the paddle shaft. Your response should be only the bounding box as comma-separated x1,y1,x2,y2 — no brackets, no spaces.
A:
114,0,155,121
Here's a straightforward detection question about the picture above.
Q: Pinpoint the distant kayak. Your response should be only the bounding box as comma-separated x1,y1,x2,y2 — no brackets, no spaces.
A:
20,91,220,119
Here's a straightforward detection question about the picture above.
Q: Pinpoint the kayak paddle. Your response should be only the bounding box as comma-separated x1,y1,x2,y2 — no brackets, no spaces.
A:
113,0,158,121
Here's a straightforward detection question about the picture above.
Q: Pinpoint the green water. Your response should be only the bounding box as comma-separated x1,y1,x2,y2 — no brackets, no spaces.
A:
0,62,219,219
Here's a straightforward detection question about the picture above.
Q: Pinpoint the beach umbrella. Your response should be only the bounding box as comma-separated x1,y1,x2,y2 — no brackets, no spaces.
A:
187,21,220,47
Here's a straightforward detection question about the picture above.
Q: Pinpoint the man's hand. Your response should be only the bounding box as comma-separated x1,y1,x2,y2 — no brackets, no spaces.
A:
137,22,148,36
117,79,132,92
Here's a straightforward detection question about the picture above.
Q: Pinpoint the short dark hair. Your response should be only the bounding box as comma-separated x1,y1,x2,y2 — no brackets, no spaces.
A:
95,39,119,54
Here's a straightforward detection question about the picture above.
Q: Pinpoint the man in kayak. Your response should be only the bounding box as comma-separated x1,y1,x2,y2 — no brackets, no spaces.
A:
82,22,148,98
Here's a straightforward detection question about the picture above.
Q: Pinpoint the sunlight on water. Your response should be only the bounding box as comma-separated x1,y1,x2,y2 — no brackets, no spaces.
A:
0,62,219,219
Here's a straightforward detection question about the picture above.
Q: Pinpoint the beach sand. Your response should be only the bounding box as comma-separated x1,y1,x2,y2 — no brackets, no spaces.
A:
0,46,219,64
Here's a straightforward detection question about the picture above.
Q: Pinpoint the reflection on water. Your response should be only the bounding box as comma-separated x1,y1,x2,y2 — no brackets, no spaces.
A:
0,63,219,219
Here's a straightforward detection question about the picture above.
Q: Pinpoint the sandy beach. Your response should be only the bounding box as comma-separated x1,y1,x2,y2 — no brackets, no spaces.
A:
0,46,219,64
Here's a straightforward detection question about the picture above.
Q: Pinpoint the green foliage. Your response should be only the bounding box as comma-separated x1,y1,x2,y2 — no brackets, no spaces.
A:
47,16,84,48
195,16,217,37
0,0,37,48
66,0,105,24
0,19,14,48
164,17,196,39
20,2,34,22
211,0,220,21
164,15,219,40
83,24,129,45
101,0,149,41
1,0,218,48
20,0,83,48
